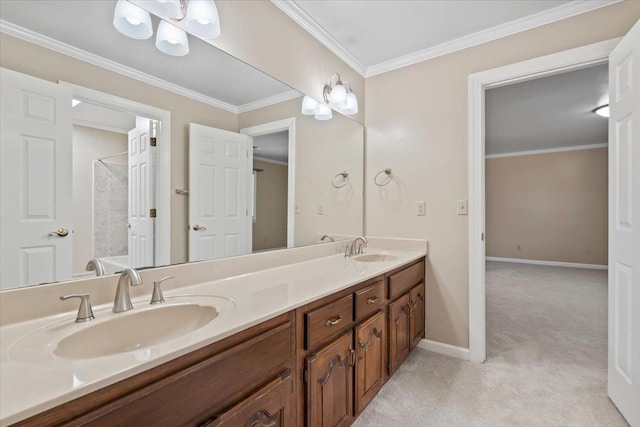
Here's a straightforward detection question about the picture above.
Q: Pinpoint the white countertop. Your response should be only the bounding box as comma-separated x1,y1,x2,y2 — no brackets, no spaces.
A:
0,249,424,425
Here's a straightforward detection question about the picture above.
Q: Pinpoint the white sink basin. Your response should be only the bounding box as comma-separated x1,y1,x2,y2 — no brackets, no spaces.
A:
354,254,399,263
9,295,235,362
54,303,218,359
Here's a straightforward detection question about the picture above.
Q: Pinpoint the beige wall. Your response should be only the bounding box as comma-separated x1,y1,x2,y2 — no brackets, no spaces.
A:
486,148,608,265
71,125,128,275
239,98,364,246
0,33,238,264
253,160,288,252
364,2,640,348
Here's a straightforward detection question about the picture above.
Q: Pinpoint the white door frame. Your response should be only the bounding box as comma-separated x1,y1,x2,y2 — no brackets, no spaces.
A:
60,81,172,266
467,38,620,364
240,117,296,248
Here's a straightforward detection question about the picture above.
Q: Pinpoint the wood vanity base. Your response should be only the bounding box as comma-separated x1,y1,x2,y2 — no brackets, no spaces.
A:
14,257,425,427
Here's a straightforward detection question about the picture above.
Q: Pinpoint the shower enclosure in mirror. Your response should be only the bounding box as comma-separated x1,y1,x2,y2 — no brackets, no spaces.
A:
0,0,364,290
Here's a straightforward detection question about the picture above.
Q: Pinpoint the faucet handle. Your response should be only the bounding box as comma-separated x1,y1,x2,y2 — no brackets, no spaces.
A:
60,294,95,323
151,275,174,305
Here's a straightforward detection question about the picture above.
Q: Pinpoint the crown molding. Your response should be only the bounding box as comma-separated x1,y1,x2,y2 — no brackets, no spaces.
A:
270,0,368,77
73,119,131,135
237,90,302,114
1,19,297,115
485,143,608,159
366,0,623,77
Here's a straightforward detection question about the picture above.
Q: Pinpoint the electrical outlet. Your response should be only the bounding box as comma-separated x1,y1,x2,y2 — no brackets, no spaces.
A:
457,200,468,215
417,201,426,216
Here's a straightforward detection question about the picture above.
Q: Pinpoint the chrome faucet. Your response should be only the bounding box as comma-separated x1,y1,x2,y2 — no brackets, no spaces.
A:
345,236,368,257
85,258,106,277
320,235,335,242
113,268,143,313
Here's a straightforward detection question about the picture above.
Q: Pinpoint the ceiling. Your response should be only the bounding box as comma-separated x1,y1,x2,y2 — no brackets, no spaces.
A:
485,63,608,156
0,0,296,109
253,131,289,164
280,0,619,76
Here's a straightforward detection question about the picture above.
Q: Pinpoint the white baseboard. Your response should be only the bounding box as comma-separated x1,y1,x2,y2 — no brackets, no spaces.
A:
417,339,470,361
486,256,608,270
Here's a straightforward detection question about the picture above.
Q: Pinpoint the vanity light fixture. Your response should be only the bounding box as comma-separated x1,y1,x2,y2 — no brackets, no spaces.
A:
113,0,153,40
301,95,320,115
323,73,359,116
156,20,190,56
113,0,221,57
315,103,333,121
594,104,609,118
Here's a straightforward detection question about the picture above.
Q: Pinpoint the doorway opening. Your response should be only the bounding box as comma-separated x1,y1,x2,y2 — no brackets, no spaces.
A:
241,117,296,249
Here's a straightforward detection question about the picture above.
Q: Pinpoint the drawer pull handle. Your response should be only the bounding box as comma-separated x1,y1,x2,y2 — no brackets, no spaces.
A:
325,315,342,327
366,296,379,305
249,409,277,427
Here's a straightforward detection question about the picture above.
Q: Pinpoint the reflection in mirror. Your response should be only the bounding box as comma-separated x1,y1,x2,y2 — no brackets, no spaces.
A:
0,0,363,290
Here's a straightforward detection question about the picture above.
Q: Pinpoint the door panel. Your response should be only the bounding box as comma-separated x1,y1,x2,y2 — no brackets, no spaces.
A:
608,19,640,426
354,311,385,415
388,293,411,376
128,117,155,268
189,123,252,262
306,332,354,427
410,282,426,349
0,67,72,289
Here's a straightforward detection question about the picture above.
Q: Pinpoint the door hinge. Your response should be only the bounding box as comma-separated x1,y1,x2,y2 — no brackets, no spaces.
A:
150,137,157,147
150,208,157,218
302,368,308,384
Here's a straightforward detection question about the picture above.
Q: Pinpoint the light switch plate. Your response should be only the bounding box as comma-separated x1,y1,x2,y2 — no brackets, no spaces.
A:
317,204,324,215
457,200,468,215
417,201,426,216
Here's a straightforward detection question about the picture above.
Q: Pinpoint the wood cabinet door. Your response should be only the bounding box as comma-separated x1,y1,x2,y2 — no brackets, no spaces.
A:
354,311,385,415
198,370,293,427
306,331,354,427
388,293,411,376
410,282,425,350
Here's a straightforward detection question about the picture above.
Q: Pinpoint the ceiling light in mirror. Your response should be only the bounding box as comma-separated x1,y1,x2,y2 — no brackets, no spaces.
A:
156,20,190,56
113,0,153,40
185,0,221,38
315,104,333,121
139,0,183,19
301,96,320,115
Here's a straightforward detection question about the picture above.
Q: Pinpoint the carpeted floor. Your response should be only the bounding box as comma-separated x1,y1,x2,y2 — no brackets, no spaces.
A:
353,262,628,427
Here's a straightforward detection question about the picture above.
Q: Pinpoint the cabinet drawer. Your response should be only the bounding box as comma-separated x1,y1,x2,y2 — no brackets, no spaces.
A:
388,260,424,300
198,370,293,427
305,294,354,350
72,322,292,426
354,281,385,321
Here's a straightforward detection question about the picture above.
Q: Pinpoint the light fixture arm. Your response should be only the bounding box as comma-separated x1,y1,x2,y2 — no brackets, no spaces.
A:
323,73,343,104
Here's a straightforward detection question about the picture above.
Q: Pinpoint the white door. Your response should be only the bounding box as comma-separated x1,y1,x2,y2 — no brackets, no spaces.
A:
0,68,72,290
128,117,156,268
608,19,640,426
189,123,252,262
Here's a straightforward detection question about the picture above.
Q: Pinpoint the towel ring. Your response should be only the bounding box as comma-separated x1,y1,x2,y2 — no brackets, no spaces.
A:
374,168,393,186
332,171,349,188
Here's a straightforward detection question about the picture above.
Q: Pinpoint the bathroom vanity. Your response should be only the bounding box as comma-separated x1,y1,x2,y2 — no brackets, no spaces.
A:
1,244,426,427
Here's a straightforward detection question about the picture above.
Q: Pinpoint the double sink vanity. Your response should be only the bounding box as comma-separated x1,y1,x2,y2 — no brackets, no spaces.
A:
0,238,427,426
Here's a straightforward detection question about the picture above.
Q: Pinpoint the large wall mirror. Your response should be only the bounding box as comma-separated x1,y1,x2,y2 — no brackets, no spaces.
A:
0,0,364,290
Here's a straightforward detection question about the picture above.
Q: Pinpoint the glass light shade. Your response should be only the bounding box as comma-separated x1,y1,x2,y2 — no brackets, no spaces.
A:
156,20,190,56
138,0,183,19
315,104,332,121
113,0,153,40
341,92,358,115
185,0,221,38
301,96,320,115
594,105,609,118
328,83,347,109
